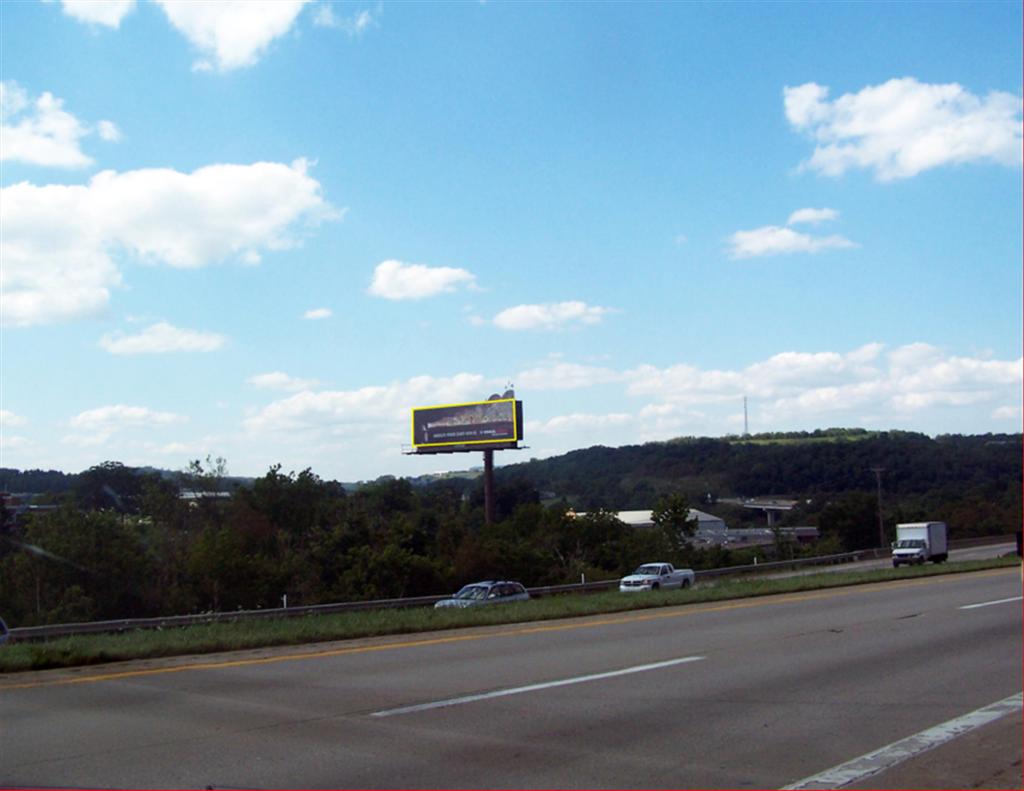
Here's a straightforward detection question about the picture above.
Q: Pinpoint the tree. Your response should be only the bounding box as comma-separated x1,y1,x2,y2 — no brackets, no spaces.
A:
184,455,229,493
74,462,154,513
818,492,881,551
651,493,696,556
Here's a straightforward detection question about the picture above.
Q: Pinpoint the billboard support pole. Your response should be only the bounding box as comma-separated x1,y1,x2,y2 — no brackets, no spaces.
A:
483,449,495,525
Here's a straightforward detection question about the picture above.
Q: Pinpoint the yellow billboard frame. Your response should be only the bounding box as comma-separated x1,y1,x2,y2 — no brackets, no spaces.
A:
411,398,520,449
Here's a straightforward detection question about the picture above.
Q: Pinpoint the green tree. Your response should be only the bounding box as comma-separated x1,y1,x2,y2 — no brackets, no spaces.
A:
651,493,696,556
818,492,881,551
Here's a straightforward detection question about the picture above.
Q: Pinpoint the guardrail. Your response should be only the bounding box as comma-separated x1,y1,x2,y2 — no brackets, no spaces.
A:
7,537,1012,643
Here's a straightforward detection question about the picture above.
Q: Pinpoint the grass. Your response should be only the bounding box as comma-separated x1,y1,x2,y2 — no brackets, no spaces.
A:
1,556,1017,674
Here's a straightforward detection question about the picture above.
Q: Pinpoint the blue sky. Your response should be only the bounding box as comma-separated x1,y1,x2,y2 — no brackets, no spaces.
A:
2,0,1021,482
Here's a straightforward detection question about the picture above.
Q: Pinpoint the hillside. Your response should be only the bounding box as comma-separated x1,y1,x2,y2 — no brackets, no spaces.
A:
493,429,1022,534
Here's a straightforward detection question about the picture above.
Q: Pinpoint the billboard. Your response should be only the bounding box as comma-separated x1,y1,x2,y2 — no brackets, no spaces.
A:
412,398,523,452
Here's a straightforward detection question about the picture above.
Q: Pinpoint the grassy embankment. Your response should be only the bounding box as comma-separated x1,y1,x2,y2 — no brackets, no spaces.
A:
1,557,1017,674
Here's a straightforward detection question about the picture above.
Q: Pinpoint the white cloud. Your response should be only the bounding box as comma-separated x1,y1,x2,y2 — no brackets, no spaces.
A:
492,301,613,331
2,159,337,327
35,343,1015,481
0,81,28,116
627,343,883,404
314,4,376,35
247,372,320,392
785,77,1023,181
155,0,311,72
487,343,1018,455
61,0,136,28
527,412,634,436
100,322,228,354
728,225,856,259
0,409,28,428
64,404,186,446
368,260,476,300
516,361,623,391
786,207,838,226
0,81,118,169
97,119,122,142
624,343,1020,428
303,307,332,320
244,373,490,440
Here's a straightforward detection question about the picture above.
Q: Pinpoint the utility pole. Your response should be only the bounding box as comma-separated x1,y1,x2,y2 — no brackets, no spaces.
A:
483,449,495,525
870,467,885,548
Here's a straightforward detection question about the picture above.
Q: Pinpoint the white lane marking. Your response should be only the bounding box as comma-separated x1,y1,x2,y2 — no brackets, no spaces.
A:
959,596,1023,610
783,692,1023,790
371,655,705,718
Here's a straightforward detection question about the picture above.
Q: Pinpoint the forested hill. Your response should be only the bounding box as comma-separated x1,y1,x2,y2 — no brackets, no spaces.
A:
497,430,1022,524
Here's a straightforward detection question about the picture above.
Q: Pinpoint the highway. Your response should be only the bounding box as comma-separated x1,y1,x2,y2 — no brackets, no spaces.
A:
758,541,1016,580
3,567,1021,789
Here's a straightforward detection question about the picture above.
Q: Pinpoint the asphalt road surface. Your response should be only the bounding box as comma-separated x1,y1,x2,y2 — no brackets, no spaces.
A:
4,566,1021,789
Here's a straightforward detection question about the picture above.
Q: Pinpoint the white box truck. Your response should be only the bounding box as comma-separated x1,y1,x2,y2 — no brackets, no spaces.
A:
892,522,948,567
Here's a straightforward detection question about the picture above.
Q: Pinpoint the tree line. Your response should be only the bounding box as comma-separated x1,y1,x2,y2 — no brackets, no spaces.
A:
1,430,1019,627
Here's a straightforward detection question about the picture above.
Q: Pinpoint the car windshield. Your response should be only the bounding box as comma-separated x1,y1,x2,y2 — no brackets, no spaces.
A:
895,539,926,548
453,585,489,600
635,565,663,575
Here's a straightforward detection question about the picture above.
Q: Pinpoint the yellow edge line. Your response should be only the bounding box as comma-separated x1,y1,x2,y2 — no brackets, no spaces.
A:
3,567,1015,692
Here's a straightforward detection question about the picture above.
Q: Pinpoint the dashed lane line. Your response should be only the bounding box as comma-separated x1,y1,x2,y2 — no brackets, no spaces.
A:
783,693,1023,790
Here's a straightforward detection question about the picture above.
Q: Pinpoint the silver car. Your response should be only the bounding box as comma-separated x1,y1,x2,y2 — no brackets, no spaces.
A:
434,580,530,609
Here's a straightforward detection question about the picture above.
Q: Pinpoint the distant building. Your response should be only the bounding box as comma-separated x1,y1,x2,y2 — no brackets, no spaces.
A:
1,492,59,525
178,490,232,506
577,510,729,532
611,509,726,533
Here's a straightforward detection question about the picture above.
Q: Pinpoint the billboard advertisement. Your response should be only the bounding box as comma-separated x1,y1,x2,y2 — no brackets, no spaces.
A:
412,398,523,452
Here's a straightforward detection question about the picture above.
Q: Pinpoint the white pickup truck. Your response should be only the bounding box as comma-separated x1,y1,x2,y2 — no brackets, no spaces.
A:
619,563,695,592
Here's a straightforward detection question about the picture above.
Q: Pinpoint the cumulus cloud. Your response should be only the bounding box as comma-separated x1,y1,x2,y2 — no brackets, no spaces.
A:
100,322,228,354
0,81,120,168
627,343,882,403
155,0,310,72
787,207,838,226
65,404,186,446
508,343,1019,455
100,343,1016,480
303,307,332,320
60,0,136,28
527,412,634,436
244,373,490,439
992,405,1021,420
785,77,1023,181
368,260,476,300
0,409,29,449
515,361,623,391
625,343,1020,425
2,159,337,327
247,372,320,392
728,226,856,259
492,301,613,331
728,208,854,259
0,409,27,428
313,4,376,35
96,120,122,142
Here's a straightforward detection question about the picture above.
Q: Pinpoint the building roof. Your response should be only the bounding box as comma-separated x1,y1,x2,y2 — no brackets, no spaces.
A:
584,509,725,527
